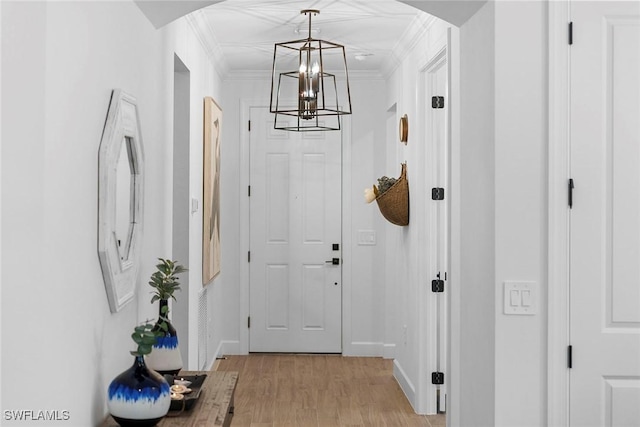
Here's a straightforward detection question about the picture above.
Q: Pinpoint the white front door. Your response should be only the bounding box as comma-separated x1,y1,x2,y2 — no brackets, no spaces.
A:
249,107,342,353
570,2,640,425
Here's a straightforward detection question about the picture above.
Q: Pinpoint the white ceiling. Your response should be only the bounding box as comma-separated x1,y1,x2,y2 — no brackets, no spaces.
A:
188,0,432,76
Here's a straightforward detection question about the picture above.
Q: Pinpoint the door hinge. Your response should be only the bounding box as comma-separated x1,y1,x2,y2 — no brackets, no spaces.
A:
432,279,445,293
568,22,573,45
248,316,251,328
432,96,445,109
432,372,445,385
248,185,251,197
568,178,574,209
568,345,572,368
432,187,445,200
248,120,251,131
248,251,251,262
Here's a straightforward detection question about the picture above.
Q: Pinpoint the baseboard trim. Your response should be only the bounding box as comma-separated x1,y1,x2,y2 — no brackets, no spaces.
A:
383,343,396,359
345,341,383,357
207,339,242,371
393,359,416,410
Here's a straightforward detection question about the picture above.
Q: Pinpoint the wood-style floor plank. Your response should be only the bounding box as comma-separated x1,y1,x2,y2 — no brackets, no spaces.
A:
217,355,445,427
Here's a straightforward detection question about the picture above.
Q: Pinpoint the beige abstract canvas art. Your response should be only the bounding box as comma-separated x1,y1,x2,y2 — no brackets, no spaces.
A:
203,96,222,284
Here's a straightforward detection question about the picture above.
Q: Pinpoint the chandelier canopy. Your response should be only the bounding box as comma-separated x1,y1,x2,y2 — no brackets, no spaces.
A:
270,9,352,131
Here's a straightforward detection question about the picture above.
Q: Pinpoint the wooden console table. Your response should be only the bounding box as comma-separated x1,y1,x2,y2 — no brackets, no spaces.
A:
101,371,238,427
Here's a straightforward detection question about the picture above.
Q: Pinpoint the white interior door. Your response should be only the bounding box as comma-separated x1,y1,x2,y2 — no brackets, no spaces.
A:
249,107,342,353
570,2,640,425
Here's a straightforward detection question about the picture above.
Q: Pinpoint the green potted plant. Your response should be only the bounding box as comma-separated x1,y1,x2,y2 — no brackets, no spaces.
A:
107,322,171,426
144,258,188,376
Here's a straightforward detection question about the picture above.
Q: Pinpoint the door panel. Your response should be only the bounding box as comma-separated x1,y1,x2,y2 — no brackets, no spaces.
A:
570,2,640,425
249,107,342,353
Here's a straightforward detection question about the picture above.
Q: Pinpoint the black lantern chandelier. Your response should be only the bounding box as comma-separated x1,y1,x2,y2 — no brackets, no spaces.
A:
270,9,352,131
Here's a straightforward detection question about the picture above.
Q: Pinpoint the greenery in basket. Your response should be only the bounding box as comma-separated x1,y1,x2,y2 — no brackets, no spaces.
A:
364,175,398,204
377,176,397,194
130,322,160,356
149,258,188,303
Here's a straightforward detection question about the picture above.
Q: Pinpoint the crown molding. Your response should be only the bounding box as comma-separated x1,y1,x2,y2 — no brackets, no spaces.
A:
381,13,438,79
223,69,384,82
186,10,230,78
223,70,272,81
187,9,436,82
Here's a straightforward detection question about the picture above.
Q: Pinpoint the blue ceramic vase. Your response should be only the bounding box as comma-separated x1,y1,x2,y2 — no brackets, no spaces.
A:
144,299,183,375
107,355,171,427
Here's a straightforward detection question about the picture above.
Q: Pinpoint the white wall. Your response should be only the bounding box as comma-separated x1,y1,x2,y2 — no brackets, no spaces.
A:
493,1,547,426
346,76,388,356
0,1,553,425
452,1,548,426
456,2,496,425
384,3,549,425
217,74,388,357
382,16,451,412
1,1,223,424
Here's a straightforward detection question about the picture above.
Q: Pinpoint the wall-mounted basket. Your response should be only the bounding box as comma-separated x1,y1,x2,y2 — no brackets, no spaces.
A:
376,163,409,226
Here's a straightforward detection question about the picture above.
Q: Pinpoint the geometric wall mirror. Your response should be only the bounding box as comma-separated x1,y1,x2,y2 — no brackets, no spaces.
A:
98,89,145,313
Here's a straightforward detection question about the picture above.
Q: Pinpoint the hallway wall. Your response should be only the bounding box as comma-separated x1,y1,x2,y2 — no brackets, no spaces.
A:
457,2,496,425
1,1,552,426
216,75,388,357
454,1,548,426
383,16,451,413
1,2,223,424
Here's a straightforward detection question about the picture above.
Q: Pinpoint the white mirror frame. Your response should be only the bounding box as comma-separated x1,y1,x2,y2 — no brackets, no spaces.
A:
98,89,145,313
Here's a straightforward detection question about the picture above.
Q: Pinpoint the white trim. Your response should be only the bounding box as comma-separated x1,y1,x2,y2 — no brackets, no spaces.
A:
447,26,461,427
415,38,449,417
239,100,352,356
347,342,383,357
186,11,230,79
239,98,267,355
206,340,241,371
382,13,439,79
383,343,396,359
393,359,417,408
220,340,241,356
226,69,384,82
547,1,571,426
341,115,353,356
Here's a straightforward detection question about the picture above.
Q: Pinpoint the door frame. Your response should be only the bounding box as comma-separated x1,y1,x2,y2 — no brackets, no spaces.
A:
238,98,352,354
547,0,571,425
416,33,451,415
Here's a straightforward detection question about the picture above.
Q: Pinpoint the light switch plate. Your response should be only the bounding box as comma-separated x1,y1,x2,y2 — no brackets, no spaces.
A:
504,281,537,315
358,230,376,246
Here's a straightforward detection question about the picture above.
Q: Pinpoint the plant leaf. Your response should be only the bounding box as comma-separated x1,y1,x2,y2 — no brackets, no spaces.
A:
138,344,152,355
141,335,157,345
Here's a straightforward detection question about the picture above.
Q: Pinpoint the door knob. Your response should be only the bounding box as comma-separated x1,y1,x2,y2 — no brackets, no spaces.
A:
325,258,340,265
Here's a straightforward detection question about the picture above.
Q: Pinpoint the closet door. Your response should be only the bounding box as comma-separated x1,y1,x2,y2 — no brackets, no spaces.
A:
569,2,640,425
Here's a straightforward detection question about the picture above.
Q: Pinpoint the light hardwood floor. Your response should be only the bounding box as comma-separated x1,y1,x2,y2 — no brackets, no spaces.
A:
216,354,445,427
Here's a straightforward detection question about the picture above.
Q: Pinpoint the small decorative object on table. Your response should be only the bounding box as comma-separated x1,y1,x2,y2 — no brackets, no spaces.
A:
107,323,171,427
364,163,410,226
165,374,207,413
144,258,188,376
